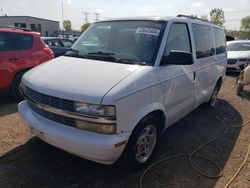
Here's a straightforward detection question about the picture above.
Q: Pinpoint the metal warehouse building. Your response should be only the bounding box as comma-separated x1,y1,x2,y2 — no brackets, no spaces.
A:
0,16,59,36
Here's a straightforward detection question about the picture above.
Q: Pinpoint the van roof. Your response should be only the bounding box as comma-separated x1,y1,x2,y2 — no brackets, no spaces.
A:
95,15,222,29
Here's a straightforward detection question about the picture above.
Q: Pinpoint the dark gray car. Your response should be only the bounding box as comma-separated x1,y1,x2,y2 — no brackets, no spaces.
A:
42,37,74,57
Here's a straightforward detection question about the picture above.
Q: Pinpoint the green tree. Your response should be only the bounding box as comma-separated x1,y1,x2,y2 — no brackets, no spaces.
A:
63,20,72,31
81,23,91,32
200,15,209,22
209,8,225,27
241,16,250,33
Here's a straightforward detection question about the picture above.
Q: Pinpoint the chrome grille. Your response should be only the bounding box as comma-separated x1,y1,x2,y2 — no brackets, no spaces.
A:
24,86,74,112
227,59,237,65
28,102,75,127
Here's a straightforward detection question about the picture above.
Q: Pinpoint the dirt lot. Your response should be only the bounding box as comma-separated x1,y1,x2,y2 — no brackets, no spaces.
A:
0,74,250,188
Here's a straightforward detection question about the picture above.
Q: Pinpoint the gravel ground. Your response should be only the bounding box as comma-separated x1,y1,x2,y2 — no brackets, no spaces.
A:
0,74,250,188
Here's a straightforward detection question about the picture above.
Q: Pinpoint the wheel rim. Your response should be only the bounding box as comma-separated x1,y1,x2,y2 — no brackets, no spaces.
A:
211,87,219,107
135,125,157,163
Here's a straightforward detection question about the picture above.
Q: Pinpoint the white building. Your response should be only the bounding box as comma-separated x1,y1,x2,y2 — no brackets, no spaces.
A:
0,16,59,36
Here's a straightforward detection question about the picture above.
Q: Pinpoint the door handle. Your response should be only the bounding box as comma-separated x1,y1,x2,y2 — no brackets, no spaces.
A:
193,72,196,82
8,57,20,61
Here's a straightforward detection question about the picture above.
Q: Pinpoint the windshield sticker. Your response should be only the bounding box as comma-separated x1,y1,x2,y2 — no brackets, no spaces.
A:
135,28,160,36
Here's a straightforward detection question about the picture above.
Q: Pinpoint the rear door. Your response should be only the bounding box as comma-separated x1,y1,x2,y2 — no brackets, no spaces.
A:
191,24,222,105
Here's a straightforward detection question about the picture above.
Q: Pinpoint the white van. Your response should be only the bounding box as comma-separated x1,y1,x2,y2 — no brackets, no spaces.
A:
18,15,227,169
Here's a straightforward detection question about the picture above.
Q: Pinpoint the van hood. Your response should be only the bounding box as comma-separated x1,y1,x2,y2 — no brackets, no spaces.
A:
227,51,250,59
23,56,141,104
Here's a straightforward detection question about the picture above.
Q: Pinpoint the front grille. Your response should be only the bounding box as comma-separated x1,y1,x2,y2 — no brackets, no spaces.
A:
227,59,237,64
24,86,74,112
24,86,75,127
28,102,75,127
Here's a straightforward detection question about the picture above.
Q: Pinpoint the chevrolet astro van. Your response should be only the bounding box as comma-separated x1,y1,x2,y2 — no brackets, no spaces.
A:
18,15,227,169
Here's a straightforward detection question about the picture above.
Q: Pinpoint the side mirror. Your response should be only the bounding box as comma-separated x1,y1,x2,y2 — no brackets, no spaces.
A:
161,50,193,66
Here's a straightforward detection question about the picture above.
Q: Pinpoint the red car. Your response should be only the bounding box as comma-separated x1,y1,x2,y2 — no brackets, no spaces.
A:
0,27,54,101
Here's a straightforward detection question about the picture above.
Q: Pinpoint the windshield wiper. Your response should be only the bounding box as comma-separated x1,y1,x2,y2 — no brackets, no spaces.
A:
64,49,87,58
119,59,146,65
87,51,119,62
87,52,146,65
88,51,115,56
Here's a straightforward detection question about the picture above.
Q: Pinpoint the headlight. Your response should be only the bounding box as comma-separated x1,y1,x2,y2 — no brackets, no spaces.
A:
239,58,247,62
75,102,116,117
75,120,116,134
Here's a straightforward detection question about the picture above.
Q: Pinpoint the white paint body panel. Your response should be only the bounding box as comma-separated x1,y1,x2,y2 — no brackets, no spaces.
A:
18,17,227,164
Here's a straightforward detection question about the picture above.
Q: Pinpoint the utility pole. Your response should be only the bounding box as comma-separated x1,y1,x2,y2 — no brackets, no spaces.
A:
82,11,89,23
1,8,3,16
61,1,64,29
94,13,100,21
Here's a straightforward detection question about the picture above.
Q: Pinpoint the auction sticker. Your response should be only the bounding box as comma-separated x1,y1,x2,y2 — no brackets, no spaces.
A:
135,28,160,36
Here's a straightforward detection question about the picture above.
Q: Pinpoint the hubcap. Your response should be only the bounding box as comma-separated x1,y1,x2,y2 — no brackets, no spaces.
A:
135,125,157,163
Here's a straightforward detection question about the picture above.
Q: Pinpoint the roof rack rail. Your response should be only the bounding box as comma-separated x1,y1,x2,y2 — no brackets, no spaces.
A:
177,14,209,23
0,25,31,32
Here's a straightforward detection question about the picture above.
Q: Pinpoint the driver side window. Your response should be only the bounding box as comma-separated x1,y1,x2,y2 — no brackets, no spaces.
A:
164,23,191,56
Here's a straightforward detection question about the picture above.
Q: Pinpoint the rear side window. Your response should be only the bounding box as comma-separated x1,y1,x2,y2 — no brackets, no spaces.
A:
164,22,191,56
45,39,64,47
14,33,33,50
213,27,226,54
192,24,215,59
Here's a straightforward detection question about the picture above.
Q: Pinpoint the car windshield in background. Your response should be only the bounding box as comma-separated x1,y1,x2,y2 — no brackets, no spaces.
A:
67,20,165,65
227,42,250,51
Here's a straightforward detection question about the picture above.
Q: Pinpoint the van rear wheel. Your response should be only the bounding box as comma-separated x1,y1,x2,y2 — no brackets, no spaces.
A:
205,85,220,108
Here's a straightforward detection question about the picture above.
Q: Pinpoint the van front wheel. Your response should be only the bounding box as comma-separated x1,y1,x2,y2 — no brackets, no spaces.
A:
122,115,159,170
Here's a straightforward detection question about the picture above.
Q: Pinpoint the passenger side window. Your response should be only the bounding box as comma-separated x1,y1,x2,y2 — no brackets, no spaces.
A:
164,23,191,56
213,27,226,54
62,39,74,48
192,24,215,59
50,39,64,47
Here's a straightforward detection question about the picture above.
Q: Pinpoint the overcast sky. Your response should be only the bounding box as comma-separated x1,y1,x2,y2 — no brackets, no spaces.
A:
1,0,250,30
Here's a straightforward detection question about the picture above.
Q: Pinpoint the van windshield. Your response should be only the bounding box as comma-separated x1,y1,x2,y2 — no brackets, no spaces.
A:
227,42,250,51
66,20,165,65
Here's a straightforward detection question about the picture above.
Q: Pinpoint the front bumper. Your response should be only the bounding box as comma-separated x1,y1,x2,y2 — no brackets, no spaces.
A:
18,101,130,164
227,60,248,70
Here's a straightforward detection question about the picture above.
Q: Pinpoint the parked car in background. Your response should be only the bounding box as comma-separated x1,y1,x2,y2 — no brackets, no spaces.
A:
0,26,54,101
42,37,74,57
72,37,79,43
227,40,250,71
19,16,227,169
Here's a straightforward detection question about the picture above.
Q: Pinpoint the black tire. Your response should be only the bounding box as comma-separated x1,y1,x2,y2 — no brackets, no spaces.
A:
121,114,160,170
11,72,25,102
205,84,220,108
236,83,244,96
